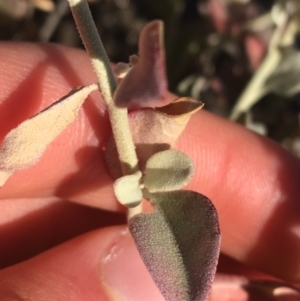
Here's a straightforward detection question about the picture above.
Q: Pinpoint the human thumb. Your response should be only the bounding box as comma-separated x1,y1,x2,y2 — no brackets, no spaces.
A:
0,226,164,301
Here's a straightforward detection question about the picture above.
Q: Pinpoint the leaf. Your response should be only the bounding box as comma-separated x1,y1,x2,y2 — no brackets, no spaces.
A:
113,20,168,108
265,47,300,97
144,150,194,193
113,171,143,208
129,190,221,301
104,97,203,179
130,97,203,170
113,55,139,79
0,83,98,186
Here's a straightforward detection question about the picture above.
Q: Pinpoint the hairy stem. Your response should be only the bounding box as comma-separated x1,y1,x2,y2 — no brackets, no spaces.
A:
68,0,139,176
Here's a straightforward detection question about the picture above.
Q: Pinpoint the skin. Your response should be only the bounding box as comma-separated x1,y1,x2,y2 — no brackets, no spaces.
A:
0,42,300,300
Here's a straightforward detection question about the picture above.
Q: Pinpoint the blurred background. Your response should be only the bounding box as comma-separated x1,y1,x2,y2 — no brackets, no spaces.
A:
0,0,299,156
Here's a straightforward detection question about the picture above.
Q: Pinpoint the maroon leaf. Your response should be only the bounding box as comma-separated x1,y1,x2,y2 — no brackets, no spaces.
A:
113,20,168,108
129,190,221,301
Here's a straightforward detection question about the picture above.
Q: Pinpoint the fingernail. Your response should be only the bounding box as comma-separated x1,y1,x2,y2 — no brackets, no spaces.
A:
100,228,164,301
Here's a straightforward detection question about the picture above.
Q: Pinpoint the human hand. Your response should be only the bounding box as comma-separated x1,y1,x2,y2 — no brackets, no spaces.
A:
0,42,299,300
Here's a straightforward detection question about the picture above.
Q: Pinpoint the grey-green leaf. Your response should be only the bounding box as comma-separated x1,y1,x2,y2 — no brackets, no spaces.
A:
265,47,300,97
144,150,194,192
113,171,143,208
129,190,221,301
0,83,98,186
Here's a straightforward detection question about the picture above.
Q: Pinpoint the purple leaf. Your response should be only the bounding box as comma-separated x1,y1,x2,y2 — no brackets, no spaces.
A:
129,190,221,301
113,20,168,108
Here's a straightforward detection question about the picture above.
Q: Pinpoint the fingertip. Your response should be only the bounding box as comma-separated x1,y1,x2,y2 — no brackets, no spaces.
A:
0,226,123,301
100,229,164,301
0,226,163,301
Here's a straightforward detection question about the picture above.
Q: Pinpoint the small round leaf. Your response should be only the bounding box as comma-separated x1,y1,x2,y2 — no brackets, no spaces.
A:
144,150,194,192
113,171,143,208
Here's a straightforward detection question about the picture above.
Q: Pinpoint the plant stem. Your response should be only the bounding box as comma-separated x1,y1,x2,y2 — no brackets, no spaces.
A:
68,0,139,176
230,9,298,121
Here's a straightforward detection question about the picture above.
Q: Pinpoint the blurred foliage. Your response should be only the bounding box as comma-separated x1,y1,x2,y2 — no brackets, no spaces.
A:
0,0,299,156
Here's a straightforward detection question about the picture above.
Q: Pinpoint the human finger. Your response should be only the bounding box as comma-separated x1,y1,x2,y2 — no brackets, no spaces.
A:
1,42,300,283
0,226,165,301
0,197,125,269
179,110,300,283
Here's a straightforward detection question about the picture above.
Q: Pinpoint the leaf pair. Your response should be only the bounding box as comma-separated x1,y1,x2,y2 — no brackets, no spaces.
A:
113,146,221,301
114,149,194,207
113,146,220,301
111,95,203,209
111,83,220,301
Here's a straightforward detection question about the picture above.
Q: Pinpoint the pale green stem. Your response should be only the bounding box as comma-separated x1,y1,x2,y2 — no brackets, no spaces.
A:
68,0,141,216
230,11,298,121
128,204,143,220
68,0,138,176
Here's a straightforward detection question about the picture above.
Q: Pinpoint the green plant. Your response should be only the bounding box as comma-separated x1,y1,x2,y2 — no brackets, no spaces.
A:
0,1,222,300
